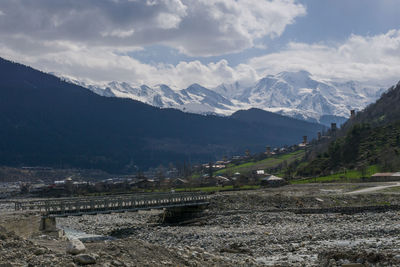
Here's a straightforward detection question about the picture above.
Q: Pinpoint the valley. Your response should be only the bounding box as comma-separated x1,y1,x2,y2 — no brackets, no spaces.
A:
0,1,400,267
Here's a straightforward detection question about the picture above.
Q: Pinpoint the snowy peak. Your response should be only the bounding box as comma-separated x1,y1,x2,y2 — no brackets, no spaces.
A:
182,83,233,108
277,70,312,83
235,71,385,121
66,71,386,125
75,81,235,115
214,81,245,99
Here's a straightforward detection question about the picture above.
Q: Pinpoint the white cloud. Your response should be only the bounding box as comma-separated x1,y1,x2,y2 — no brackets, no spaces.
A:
101,29,135,38
168,0,306,56
0,1,398,89
2,30,400,89
249,30,400,85
156,13,183,29
0,0,305,88
0,40,258,88
0,0,304,57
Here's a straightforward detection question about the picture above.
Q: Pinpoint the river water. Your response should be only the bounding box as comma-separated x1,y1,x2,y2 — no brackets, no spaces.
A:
62,227,115,242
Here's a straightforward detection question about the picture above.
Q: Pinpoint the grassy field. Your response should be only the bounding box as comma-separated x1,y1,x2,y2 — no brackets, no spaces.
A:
291,165,379,184
215,150,305,176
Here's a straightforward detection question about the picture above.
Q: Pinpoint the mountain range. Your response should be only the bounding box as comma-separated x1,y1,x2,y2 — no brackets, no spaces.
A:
0,57,325,173
68,70,385,126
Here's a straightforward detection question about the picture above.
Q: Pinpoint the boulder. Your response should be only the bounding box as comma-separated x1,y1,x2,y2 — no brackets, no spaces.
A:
66,239,86,255
33,247,47,255
74,254,96,265
111,260,126,266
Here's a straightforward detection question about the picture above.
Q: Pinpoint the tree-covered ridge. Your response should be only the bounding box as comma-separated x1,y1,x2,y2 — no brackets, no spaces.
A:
297,82,400,177
346,81,400,127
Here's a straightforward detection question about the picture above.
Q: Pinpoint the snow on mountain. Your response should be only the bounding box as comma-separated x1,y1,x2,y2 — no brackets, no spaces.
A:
64,79,237,115
214,81,246,99
233,71,385,122
64,71,386,124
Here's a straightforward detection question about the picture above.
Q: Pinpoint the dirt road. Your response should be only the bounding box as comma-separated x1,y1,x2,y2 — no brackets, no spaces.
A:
345,182,400,195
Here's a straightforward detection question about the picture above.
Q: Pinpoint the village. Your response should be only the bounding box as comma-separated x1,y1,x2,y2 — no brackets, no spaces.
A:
5,149,291,198
0,135,320,199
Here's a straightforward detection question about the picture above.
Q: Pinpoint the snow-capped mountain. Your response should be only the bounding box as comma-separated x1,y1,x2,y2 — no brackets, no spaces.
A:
65,70,386,124
66,79,237,115
233,71,385,122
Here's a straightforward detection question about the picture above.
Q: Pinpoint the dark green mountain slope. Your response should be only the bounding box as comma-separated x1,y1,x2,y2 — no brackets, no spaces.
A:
349,82,400,126
231,108,325,139
297,82,400,177
0,58,324,173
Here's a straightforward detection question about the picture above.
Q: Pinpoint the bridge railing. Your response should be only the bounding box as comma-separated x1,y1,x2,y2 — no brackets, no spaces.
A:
14,192,209,217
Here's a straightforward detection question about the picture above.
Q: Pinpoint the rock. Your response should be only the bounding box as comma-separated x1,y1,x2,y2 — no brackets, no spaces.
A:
342,264,364,267
67,239,86,255
111,260,126,266
33,247,47,255
74,254,96,265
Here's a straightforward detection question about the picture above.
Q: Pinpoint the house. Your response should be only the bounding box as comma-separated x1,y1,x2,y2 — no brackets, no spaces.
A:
372,173,395,177
202,175,232,186
369,172,400,182
260,175,287,187
215,176,231,185
159,178,171,187
213,164,226,169
130,178,157,189
171,178,189,188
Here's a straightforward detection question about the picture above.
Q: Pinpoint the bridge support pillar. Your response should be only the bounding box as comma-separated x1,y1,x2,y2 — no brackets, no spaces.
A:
40,217,57,232
40,217,65,238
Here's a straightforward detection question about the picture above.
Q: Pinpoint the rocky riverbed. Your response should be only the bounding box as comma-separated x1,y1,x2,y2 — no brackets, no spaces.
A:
2,183,400,266
57,208,400,266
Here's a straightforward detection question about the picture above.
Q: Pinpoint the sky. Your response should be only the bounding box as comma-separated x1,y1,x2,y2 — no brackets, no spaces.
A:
0,0,399,89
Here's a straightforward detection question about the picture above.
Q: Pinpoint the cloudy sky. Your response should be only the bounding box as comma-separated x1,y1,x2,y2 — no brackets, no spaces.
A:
0,0,399,88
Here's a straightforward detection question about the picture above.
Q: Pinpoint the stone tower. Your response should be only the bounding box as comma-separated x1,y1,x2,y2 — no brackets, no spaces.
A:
331,123,337,136
350,110,355,119
303,136,308,144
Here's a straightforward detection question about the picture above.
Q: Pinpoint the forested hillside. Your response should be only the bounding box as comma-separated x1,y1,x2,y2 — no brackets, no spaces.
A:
297,82,400,177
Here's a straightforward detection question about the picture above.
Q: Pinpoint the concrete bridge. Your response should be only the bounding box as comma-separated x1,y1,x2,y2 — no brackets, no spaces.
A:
14,192,210,232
